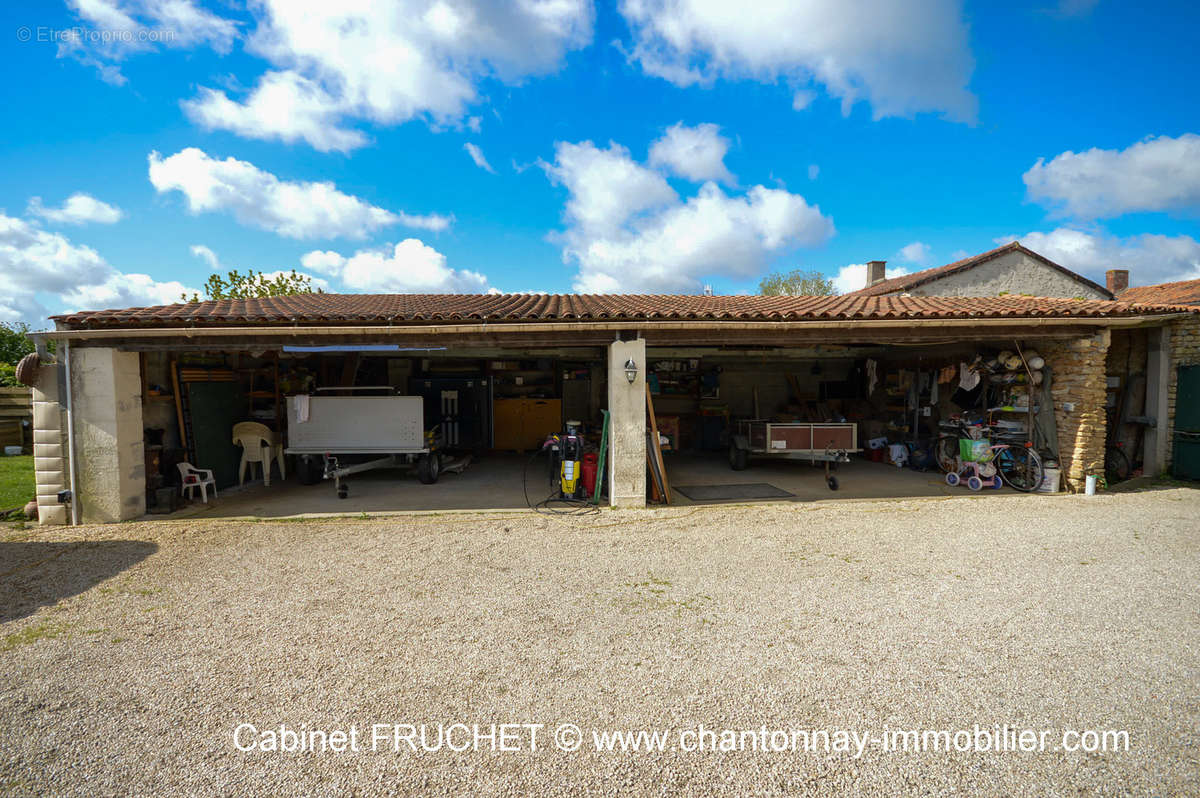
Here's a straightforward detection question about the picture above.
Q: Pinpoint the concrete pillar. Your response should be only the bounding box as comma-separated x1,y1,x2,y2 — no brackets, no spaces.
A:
1144,325,1172,476
70,348,145,523
607,338,646,508
31,364,69,525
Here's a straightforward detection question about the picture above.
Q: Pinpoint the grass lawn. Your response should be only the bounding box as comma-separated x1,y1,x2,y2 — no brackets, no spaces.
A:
0,455,34,511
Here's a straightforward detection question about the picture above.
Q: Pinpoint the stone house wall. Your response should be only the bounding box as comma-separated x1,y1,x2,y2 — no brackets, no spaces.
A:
901,250,1110,299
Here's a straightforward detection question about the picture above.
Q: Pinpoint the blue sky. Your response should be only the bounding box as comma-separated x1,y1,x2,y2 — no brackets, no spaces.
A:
2,0,1199,326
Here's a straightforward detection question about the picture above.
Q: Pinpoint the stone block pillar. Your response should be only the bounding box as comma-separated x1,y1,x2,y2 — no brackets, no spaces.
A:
1041,331,1111,492
607,338,646,508
70,347,145,522
32,364,69,525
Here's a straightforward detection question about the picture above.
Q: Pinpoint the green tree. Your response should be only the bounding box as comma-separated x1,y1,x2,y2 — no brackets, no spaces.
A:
0,322,37,387
182,269,324,302
758,269,835,296
0,321,35,365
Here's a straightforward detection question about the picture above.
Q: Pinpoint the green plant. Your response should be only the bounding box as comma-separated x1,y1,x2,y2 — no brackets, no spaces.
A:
182,269,323,302
0,321,35,366
758,269,835,296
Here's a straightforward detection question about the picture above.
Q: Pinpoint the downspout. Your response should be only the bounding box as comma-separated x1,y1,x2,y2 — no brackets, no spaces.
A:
63,340,80,525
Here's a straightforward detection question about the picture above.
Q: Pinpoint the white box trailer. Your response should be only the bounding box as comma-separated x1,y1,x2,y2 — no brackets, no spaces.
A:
286,389,439,497
729,419,859,491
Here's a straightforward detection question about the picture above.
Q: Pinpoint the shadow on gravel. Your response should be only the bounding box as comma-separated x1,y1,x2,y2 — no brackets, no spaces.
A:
0,541,158,623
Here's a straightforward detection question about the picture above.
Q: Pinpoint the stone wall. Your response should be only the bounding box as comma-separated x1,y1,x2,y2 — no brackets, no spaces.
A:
1165,313,1200,468
903,250,1110,299
1039,331,1110,491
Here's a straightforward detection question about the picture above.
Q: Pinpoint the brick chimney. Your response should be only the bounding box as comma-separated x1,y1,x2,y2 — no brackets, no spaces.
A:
1106,269,1129,295
866,260,887,287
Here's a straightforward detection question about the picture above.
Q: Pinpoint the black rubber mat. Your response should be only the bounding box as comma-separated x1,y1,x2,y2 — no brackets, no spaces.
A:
673,483,795,501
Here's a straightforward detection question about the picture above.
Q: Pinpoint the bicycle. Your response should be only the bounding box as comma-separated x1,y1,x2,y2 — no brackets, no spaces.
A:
938,417,1045,492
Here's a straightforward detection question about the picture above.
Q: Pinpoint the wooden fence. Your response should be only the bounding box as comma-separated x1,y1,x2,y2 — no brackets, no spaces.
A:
0,386,32,452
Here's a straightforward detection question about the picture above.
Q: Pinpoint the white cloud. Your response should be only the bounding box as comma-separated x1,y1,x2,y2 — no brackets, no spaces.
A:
394,211,453,232
833,262,910,294
61,0,238,83
543,140,677,236
189,244,220,270
148,147,448,239
184,0,592,150
618,0,977,122
1024,134,1200,219
544,139,834,293
0,214,111,296
59,272,198,311
301,240,490,293
183,71,368,153
792,89,816,111
897,241,933,265
647,122,734,185
999,228,1200,287
0,212,198,324
463,142,496,173
27,193,123,225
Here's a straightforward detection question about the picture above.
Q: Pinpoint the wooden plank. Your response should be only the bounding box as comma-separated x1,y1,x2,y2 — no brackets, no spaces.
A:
170,359,189,460
646,441,662,502
645,383,670,504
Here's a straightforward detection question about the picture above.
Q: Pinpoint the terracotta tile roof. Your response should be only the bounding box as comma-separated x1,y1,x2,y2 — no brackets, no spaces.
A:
51,292,1196,329
1118,278,1200,306
846,242,1113,299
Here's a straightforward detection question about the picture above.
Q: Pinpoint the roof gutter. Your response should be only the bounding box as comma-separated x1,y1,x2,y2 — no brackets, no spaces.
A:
32,313,1190,342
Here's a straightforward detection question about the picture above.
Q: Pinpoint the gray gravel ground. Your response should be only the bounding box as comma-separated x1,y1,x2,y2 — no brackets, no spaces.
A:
1,489,1198,796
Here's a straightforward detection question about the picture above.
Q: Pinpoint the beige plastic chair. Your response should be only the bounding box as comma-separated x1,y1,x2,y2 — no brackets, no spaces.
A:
232,422,286,486
177,462,216,503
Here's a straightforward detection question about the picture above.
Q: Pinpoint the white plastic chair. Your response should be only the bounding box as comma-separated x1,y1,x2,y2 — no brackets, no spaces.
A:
232,422,285,486
177,462,217,503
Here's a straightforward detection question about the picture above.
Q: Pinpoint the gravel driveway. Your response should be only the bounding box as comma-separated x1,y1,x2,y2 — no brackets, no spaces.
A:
2,490,1198,796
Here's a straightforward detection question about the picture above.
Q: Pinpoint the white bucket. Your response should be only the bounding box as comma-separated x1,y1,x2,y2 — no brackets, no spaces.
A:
1038,466,1061,493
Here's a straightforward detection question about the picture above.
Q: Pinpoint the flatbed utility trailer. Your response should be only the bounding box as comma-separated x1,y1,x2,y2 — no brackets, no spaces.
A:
285,388,439,498
729,419,859,490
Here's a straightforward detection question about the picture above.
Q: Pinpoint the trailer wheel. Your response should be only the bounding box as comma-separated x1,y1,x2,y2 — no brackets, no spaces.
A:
416,454,440,484
826,476,839,491
729,443,748,471
298,455,323,485
337,484,348,499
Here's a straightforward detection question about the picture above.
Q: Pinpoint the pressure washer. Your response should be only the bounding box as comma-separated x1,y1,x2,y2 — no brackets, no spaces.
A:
522,419,598,515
